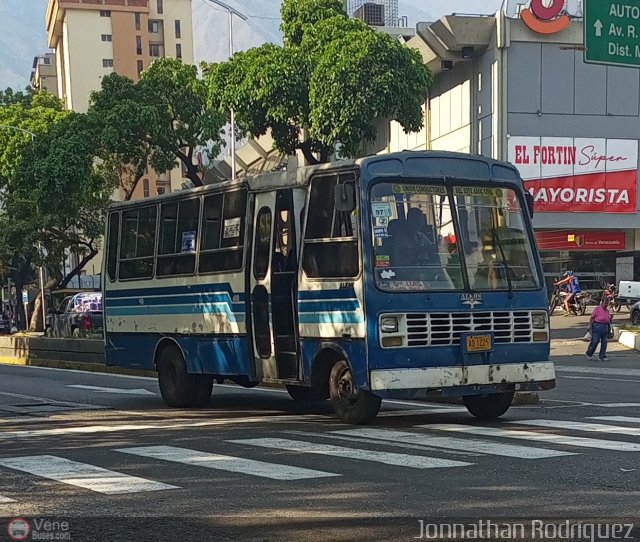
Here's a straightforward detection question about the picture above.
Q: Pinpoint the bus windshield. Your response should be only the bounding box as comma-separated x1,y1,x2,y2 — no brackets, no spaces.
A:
370,182,540,292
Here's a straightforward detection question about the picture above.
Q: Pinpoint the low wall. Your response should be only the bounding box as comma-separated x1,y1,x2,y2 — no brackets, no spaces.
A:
0,335,105,365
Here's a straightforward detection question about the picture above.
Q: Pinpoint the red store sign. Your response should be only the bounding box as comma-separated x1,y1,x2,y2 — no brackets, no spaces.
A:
508,137,638,214
536,231,626,251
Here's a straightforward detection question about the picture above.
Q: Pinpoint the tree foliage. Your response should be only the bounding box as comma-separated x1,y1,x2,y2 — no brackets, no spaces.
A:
206,0,432,164
0,91,114,328
90,58,226,193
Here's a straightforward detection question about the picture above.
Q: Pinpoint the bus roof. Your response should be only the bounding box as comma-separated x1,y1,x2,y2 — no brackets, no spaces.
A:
108,151,521,210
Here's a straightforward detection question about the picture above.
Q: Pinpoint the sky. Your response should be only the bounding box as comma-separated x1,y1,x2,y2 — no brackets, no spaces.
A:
0,0,506,90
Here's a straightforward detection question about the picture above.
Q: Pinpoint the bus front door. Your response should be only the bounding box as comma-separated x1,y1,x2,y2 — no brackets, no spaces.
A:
248,190,300,381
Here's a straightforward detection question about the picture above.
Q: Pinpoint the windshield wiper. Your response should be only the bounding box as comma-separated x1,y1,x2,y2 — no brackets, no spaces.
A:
493,229,514,299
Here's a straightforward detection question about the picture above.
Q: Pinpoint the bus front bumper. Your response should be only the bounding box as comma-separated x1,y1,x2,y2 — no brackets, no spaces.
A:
370,362,555,392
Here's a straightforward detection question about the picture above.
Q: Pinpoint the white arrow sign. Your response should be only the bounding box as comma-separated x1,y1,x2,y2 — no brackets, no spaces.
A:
594,19,603,37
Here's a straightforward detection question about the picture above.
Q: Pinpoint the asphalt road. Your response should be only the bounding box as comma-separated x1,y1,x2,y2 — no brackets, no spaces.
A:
0,317,639,541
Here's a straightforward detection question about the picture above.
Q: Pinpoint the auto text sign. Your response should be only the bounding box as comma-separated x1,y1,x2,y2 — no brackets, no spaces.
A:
584,0,640,67
508,136,638,213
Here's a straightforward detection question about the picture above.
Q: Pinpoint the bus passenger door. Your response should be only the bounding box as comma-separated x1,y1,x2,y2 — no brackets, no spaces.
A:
248,190,300,381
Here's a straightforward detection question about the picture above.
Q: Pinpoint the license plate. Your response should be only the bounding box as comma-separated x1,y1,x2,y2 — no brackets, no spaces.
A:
465,335,492,353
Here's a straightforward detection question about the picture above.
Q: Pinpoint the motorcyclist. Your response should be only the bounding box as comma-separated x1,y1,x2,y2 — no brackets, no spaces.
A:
555,271,581,314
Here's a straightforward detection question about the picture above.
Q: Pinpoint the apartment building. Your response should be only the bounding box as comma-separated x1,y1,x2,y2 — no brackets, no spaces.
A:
30,53,59,96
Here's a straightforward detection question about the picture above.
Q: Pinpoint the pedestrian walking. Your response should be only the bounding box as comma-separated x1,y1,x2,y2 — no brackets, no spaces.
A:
586,298,613,361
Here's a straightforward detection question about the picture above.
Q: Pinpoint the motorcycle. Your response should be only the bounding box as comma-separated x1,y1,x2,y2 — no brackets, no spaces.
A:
549,284,587,316
603,283,622,313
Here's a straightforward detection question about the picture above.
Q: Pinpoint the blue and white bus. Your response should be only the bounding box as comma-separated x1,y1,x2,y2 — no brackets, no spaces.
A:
103,151,553,424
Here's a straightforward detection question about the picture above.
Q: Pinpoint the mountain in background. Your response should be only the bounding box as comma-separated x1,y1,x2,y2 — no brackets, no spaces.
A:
1,0,506,90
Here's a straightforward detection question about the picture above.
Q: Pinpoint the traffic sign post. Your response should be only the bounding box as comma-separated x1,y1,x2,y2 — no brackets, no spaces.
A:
584,0,640,67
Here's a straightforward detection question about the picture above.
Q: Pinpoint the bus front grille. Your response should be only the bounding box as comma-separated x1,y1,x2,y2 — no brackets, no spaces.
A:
405,311,534,347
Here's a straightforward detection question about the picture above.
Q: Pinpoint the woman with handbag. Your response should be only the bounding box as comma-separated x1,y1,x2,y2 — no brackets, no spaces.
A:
586,298,613,361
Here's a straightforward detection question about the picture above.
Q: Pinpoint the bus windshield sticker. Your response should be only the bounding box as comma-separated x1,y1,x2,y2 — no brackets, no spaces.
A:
373,227,388,238
392,185,446,195
375,255,390,268
223,217,241,239
181,231,196,253
371,202,392,218
453,186,505,198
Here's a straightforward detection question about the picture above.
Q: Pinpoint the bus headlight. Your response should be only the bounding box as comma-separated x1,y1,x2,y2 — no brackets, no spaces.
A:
380,316,399,333
532,312,548,329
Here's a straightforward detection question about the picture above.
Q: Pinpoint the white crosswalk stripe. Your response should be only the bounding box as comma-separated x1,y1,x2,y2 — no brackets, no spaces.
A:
0,455,177,495
590,416,640,424
331,428,577,459
0,496,16,503
510,419,640,436
420,424,640,451
116,445,339,480
228,437,474,469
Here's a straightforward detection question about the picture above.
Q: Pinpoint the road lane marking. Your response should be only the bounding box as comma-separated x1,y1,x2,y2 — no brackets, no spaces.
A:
66,385,156,396
0,496,16,503
560,376,640,384
420,424,640,451
331,428,576,459
0,391,104,410
590,416,640,424
228,438,473,469
0,455,177,495
509,419,640,436
555,366,640,377
0,414,332,440
377,408,469,417
116,445,338,480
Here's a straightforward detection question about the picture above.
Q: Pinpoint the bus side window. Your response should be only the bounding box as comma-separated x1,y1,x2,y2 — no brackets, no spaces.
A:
157,198,200,277
199,189,247,274
106,212,120,281
118,205,157,280
302,174,359,279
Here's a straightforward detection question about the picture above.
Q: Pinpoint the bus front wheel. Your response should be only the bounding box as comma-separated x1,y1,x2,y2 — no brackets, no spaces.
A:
329,360,381,424
463,392,514,419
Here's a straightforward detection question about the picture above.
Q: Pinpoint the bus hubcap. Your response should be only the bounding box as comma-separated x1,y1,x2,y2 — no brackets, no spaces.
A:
337,367,357,405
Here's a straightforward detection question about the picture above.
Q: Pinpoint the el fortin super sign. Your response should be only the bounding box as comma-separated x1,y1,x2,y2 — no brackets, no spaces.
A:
584,0,640,68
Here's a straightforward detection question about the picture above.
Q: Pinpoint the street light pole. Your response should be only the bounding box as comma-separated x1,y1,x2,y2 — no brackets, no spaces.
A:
205,0,248,181
0,124,47,331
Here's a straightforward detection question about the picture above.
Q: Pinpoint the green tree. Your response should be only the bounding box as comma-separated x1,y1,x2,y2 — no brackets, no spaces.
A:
206,0,432,165
0,90,67,329
90,59,225,191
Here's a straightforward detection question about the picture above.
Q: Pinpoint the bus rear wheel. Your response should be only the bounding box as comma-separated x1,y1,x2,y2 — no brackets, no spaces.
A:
329,360,381,424
157,346,212,408
463,392,514,419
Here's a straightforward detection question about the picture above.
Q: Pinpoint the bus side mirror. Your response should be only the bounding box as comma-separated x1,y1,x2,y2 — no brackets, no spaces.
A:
335,183,355,212
525,192,534,219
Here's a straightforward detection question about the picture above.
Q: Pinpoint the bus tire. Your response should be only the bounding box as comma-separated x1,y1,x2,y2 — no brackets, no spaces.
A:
286,384,326,402
463,392,514,419
329,359,381,424
157,346,197,408
191,375,214,407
